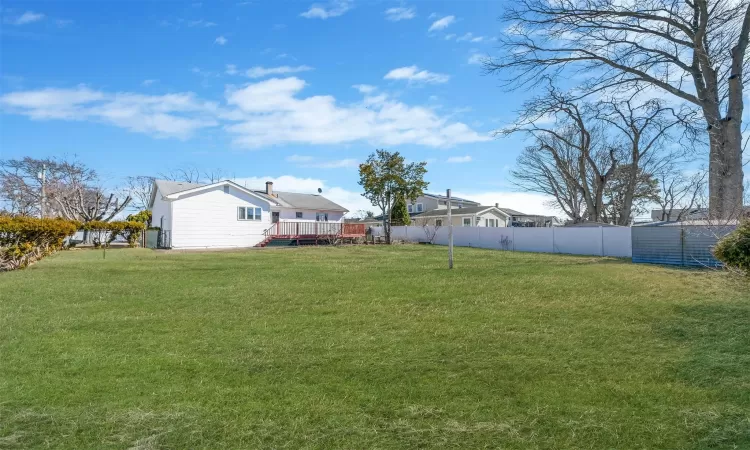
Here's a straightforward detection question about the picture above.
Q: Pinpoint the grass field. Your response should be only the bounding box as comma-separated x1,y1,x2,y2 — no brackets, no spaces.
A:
1,245,749,449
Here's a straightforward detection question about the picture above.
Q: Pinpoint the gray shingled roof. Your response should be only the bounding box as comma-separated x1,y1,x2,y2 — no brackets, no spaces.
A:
413,206,506,217
154,179,205,197
152,179,348,212
423,192,479,204
498,208,527,216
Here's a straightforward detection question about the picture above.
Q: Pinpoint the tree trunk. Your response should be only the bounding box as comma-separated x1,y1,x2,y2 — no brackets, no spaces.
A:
708,121,744,219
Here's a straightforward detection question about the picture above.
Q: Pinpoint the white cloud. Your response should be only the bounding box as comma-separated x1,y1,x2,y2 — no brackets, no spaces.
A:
452,191,558,216
384,6,416,21
456,32,484,42
141,79,158,86
0,86,218,139
446,155,472,163
187,19,217,27
444,34,456,41
225,64,239,75
232,175,374,214
384,66,449,84
224,76,488,148
300,0,351,19
10,11,45,25
352,84,376,94
2,76,488,149
428,15,454,32
214,35,228,45
245,65,313,78
467,53,484,65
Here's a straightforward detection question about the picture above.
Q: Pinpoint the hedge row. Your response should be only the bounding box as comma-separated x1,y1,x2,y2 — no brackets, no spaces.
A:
0,216,80,271
1,217,147,271
82,220,146,248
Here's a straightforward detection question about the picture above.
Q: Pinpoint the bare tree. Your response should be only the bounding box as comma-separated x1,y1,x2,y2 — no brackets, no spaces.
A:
592,92,697,224
158,165,202,183
124,176,155,210
486,0,750,219
602,164,660,224
55,188,132,223
655,167,708,221
0,156,97,217
413,216,442,244
503,87,619,223
512,138,586,223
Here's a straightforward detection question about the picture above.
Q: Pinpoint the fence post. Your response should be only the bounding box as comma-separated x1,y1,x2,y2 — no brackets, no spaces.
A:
600,226,604,257
552,226,556,253
512,227,515,251
680,225,685,266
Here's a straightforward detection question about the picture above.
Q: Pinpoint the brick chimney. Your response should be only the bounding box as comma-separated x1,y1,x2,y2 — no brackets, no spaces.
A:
495,203,499,208
265,181,273,196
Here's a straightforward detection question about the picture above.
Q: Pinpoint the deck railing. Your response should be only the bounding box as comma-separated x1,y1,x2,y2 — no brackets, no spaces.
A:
263,222,366,238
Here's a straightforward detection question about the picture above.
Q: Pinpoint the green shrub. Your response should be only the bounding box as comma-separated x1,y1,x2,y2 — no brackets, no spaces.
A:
83,220,146,248
0,216,79,271
126,210,152,227
714,220,750,275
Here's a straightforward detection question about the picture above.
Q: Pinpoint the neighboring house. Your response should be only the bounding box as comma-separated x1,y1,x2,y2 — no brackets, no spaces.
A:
376,192,559,228
411,205,511,227
498,207,562,227
149,179,349,249
406,193,480,215
650,207,750,222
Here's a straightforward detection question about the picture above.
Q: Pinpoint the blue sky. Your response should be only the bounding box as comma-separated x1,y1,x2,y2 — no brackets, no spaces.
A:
1,0,553,214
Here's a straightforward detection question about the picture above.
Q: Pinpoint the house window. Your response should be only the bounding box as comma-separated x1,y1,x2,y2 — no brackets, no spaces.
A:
435,219,443,227
486,218,497,227
416,203,424,213
296,212,303,219
463,217,471,226
408,204,413,213
238,206,262,221
316,212,328,222
223,185,229,194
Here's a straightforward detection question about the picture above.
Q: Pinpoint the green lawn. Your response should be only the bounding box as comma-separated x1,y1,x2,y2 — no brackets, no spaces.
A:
1,246,749,449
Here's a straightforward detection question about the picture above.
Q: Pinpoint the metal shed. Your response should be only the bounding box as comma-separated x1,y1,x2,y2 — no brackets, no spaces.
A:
632,221,736,267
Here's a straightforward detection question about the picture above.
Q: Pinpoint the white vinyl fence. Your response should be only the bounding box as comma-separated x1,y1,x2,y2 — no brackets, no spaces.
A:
373,226,632,257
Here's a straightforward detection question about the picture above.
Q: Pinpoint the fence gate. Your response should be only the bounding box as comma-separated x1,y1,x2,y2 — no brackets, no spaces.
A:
156,230,171,249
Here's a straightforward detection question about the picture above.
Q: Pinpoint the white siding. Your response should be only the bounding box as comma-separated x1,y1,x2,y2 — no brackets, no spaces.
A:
475,210,509,227
150,187,172,231
276,208,345,223
170,185,271,249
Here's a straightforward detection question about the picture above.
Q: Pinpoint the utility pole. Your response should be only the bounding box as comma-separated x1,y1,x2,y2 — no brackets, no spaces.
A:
39,164,47,219
447,188,453,269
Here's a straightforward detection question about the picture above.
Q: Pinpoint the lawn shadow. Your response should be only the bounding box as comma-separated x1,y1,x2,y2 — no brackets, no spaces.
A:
654,300,750,448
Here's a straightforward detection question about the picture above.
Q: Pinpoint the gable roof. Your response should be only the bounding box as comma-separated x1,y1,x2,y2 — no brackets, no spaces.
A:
253,191,348,212
498,208,527,216
151,179,348,212
414,206,510,218
422,192,480,204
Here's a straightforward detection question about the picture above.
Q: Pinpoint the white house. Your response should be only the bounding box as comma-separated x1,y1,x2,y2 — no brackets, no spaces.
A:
410,205,511,227
149,179,348,249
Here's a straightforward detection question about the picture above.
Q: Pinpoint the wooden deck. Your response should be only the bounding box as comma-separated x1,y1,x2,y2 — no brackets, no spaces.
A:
257,221,366,247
